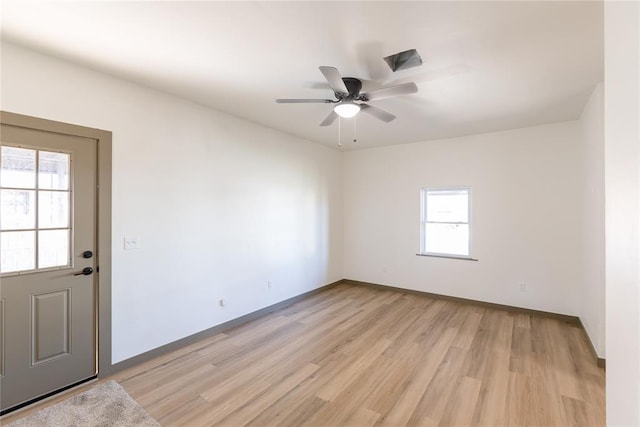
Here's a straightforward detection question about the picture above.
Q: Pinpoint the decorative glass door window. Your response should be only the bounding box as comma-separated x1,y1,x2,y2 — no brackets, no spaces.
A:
1,146,71,274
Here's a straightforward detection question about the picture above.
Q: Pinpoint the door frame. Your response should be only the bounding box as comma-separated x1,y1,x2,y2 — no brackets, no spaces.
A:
1,110,113,378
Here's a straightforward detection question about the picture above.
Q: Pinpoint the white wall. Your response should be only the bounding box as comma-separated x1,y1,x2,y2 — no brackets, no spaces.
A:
579,83,605,357
605,1,640,425
0,42,344,363
343,121,584,315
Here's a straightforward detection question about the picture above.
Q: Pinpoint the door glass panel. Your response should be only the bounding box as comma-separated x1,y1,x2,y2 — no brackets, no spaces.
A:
1,231,36,272
1,146,73,274
39,151,69,191
1,147,36,189
38,191,69,229
1,189,36,230
38,229,70,269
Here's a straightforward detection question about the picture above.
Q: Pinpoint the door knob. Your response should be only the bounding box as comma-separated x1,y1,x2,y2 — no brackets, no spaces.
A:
74,267,94,276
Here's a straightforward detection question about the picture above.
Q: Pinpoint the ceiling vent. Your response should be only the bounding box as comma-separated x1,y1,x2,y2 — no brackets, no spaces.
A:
383,49,423,72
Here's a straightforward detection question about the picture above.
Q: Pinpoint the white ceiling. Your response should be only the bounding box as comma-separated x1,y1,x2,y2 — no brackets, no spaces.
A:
1,1,603,149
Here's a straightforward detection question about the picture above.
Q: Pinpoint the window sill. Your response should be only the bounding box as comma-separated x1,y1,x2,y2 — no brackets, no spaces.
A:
416,253,478,261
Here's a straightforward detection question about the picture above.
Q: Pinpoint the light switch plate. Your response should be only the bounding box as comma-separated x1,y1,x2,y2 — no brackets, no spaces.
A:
124,237,140,250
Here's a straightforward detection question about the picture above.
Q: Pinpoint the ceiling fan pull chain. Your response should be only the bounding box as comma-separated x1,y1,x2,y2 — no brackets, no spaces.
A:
353,115,357,143
338,117,342,147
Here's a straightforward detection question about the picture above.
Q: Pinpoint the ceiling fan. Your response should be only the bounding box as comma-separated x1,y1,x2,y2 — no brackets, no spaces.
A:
276,66,418,126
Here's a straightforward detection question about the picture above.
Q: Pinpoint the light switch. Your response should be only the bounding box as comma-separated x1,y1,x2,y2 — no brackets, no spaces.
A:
124,237,140,250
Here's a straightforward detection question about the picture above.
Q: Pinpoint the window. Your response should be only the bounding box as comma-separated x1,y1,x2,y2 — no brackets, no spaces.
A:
1,146,72,274
420,187,471,258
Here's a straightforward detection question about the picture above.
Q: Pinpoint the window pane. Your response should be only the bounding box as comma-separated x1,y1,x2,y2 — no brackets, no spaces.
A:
1,146,36,189
1,189,36,230
38,229,70,269
425,223,469,256
1,231,35,272
39,191,70,229
426,191,468,223
39,151,70,190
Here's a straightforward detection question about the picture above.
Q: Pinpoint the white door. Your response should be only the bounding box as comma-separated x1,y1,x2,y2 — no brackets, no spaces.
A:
0,124,97,413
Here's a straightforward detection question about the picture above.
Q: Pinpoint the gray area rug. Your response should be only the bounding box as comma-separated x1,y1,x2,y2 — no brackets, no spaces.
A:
8,380,160,427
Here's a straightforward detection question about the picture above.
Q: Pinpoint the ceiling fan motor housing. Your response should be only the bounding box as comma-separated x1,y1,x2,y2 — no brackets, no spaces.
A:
339,77,363,100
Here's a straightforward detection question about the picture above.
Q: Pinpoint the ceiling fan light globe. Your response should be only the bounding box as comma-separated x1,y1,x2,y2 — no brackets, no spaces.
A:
334,102,360,118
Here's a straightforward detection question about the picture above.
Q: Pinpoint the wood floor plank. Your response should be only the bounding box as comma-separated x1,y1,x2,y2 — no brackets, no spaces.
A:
306,354,402,426
379,328,459,427
562,395,596,427
451,307,483,349
256,395,327,427
406,346,468,425
505,372,534,426
134,363,217,407
216,363,320,426
112,332,228,384
315,338,392,402
469,348,511,426
179,380,272,425
157,395,210,427
123,350,221,397
344,407,381,427
438,376,482,426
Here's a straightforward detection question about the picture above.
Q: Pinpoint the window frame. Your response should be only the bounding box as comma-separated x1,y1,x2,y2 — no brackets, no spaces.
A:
419,186,474,260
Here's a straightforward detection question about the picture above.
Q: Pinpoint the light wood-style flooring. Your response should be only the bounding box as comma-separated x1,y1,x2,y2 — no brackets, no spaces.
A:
3,283,605,426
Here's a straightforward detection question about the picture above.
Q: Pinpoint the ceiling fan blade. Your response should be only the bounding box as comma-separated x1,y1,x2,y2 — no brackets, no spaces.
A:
320,111,339,126
276,99,334,103
362,82,418,101
319,66,349,95
360,103,396,122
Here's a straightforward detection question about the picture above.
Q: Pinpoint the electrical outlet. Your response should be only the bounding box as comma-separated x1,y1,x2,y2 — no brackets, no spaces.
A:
267,280,272,289
519,283,527,292
218,299,225,308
